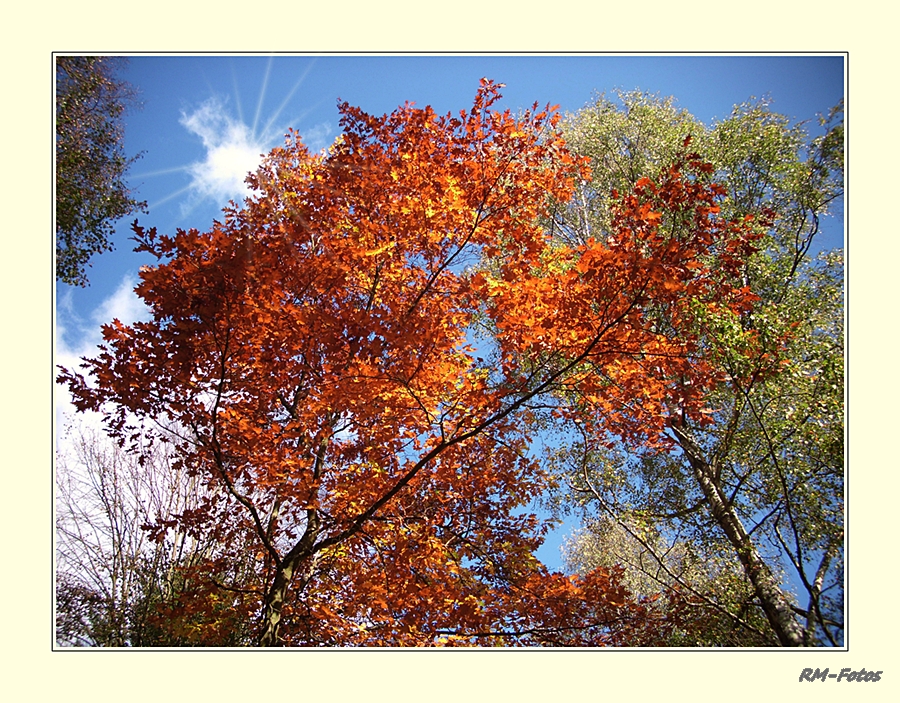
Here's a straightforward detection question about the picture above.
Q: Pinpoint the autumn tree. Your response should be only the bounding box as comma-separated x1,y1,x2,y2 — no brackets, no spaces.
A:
59,81,765,646
546,91,844,646
56,55,146,287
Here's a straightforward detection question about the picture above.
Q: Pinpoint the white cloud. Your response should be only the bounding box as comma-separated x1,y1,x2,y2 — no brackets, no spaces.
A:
57,274,149,360
180,97,268,206
91,274,150,332
178,96,335,211
55,275,151,441
298,123,333,154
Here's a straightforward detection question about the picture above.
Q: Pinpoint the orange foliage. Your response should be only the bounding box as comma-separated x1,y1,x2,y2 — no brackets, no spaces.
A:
59,80,763,646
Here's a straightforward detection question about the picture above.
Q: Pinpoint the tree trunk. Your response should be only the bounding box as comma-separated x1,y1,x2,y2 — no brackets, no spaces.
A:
671,424,806,647
257,511,320,647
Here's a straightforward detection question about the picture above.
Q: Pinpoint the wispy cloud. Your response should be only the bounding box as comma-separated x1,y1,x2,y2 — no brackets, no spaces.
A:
91,275,151,333
179,97,268,207
297,123,333,153
178,94,334,212
57,274,149,363
56,275,151,438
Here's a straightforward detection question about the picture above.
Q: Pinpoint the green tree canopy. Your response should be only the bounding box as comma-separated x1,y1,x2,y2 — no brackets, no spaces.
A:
546,91,844,646
56,56,146,287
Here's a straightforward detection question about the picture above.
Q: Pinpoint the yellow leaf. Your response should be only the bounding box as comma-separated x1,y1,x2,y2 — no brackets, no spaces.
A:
363,241,396,257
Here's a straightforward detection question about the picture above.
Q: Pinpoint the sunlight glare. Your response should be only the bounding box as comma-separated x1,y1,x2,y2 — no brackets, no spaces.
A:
180,97,266,203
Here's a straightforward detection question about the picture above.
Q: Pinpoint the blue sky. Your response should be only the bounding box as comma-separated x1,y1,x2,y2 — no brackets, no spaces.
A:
55,53,845,571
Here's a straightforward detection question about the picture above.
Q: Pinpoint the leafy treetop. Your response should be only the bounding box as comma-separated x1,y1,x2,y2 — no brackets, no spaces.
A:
60,80,766,646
